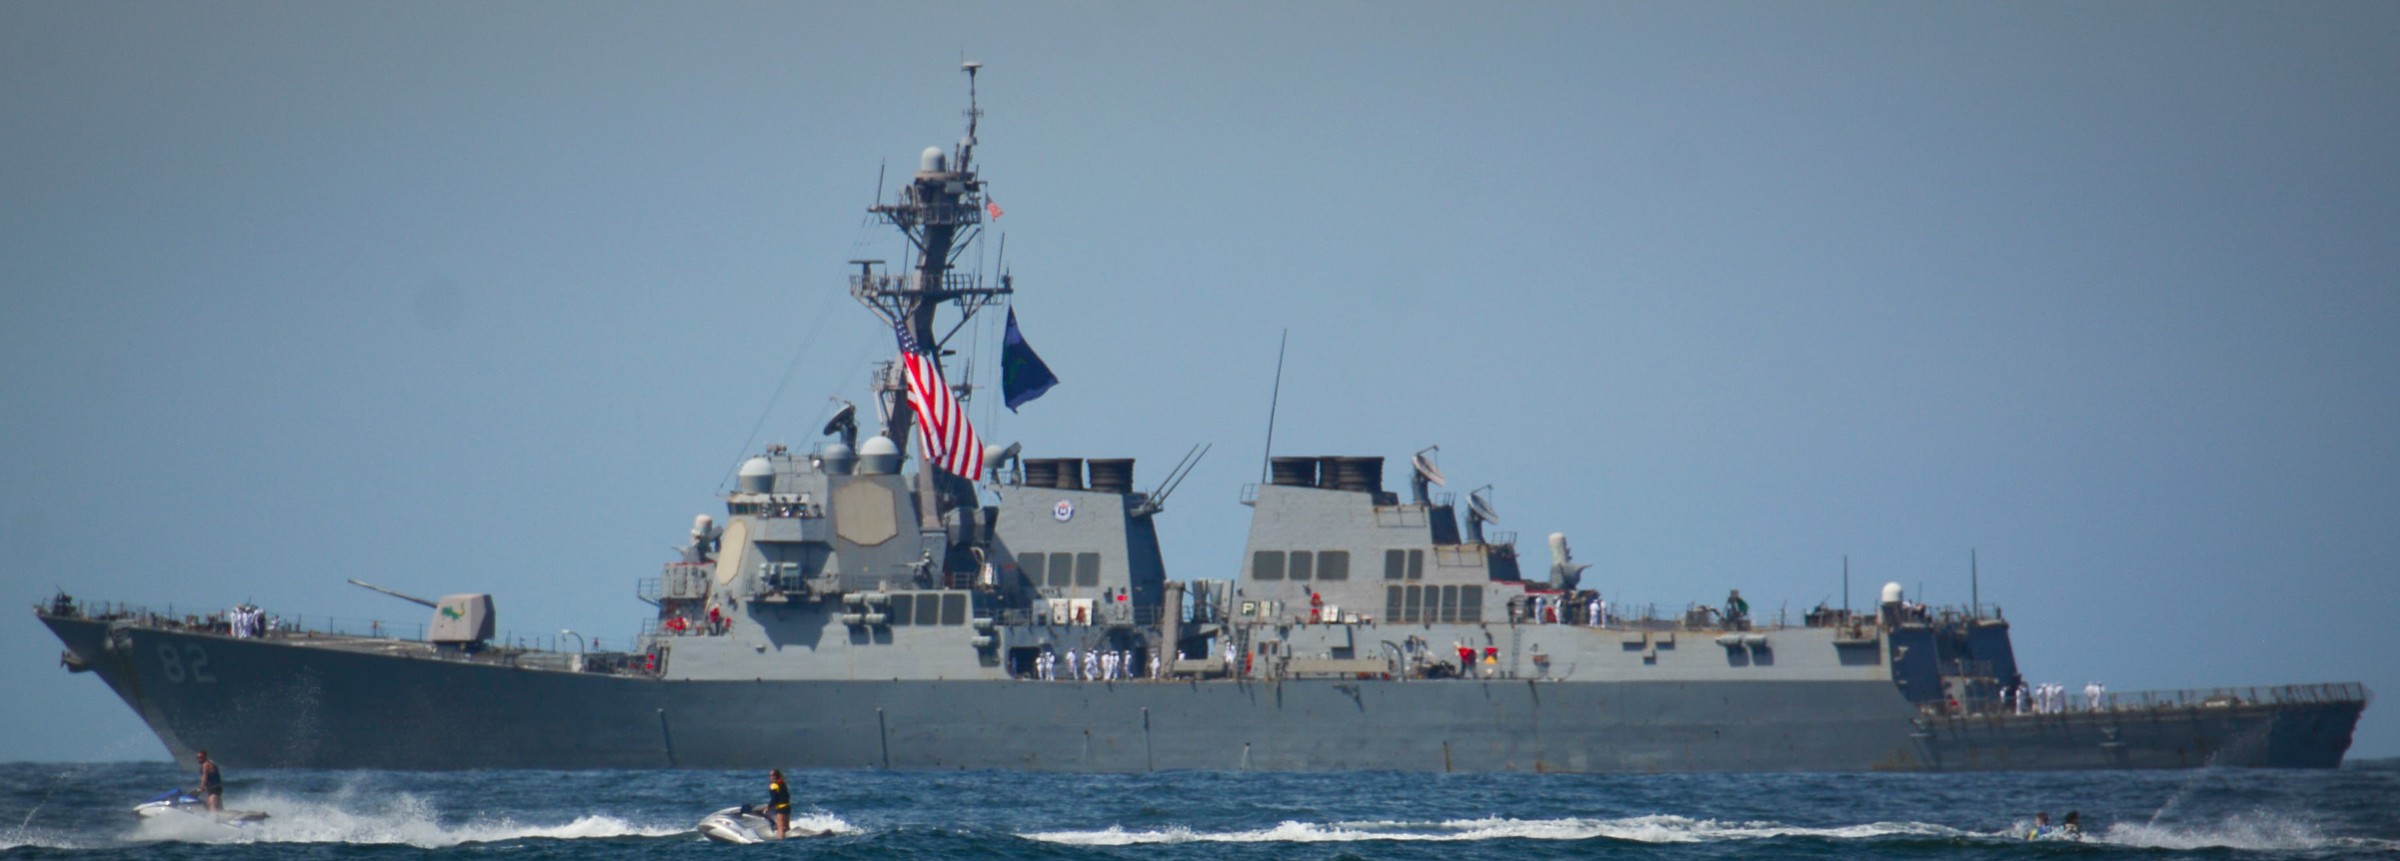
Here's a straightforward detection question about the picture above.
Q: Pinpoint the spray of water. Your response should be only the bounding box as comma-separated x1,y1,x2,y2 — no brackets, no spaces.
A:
125,788,697,847
1023,815,1973,846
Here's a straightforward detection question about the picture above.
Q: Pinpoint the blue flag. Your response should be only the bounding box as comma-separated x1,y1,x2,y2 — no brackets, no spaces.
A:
1001,308,1059,412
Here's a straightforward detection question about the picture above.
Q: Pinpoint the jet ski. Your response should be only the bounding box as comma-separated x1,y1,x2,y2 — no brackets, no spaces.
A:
697,805,773,844
696,805,823,844
132,789,268,825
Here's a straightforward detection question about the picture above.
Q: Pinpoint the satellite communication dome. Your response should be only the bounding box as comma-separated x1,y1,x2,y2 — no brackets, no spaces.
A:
858,435,902,475
1881,582,1905,604
920,147,946,173
737,457,775,493
691,515,714,538
820,441,857,476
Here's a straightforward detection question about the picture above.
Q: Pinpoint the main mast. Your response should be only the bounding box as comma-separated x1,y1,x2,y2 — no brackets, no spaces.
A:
852,63,1011,524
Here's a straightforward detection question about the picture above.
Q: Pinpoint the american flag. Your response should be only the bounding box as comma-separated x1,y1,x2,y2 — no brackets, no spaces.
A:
895,322,983,479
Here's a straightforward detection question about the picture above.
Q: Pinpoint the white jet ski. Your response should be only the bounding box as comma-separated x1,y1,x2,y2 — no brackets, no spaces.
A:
133,789,268,826
696,805,824,844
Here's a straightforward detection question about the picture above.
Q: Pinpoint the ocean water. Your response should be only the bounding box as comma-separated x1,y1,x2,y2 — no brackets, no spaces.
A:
1,761,2393,860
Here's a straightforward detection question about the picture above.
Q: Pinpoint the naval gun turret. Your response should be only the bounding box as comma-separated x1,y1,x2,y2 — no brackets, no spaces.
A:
345,578,495,648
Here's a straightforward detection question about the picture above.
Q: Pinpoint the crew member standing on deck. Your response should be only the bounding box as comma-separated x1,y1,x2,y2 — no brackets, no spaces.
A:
195,750,222,813
766,769,791,839
1724,590,1750,629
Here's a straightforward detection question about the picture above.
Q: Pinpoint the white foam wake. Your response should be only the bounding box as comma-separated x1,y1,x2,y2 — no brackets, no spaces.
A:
0,827,87,851
788,810,861,837
128,790,690,847
1023,815,1970,845
2098,812,2400,853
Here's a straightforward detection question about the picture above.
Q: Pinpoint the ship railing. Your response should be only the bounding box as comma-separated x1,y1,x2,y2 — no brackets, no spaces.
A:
867,201,987,229
986,604,1161,628
647,563,712,601
2099,682,2370,711
849,268,996,298
51,600,437,642
52,598,672,674
1953,682,2370,718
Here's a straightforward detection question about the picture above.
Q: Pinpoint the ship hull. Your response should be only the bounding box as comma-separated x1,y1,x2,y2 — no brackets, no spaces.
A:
43,616,2362,772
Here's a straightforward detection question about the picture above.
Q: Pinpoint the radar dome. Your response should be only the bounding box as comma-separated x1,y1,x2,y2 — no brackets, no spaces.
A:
820,441,857,476
1881,582,1904,604
920,147,946,173
691,515,714,537
858,435,902,475
737,457,775,493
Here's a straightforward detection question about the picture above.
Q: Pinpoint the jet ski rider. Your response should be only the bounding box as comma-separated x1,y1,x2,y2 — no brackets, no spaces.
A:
195,750,222,812
767,769,790,839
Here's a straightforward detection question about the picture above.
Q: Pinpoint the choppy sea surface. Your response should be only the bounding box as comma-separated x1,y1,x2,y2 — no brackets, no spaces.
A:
1,761,2393,860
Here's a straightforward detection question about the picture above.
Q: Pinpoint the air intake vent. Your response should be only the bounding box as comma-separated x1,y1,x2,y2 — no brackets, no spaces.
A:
1269,457,1317,487
1023,458,1060,489
1333,456,1385,494
1051,458,1085,490
1087,458,1134,494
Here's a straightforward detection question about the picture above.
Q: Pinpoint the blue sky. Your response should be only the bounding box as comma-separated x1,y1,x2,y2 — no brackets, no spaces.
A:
3,2,2395,762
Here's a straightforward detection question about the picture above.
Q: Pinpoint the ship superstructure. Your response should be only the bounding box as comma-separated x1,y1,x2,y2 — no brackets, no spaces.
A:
35,66,2366,772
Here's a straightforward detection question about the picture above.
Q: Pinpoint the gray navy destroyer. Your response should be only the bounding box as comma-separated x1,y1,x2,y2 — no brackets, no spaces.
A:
36,67,2367,773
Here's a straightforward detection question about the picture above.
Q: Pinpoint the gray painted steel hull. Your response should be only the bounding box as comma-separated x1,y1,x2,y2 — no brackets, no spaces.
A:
45,616,2360,772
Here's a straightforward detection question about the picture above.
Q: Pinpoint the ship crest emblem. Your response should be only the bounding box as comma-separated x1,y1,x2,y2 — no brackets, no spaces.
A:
1052,499,1075,522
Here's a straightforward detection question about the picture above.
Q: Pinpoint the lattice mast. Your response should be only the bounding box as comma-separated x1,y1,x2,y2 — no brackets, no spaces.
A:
853,61,1011,460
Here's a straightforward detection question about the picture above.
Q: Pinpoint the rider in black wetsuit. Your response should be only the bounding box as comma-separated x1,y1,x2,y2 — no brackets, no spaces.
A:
196,750,223,813
767,769,790,839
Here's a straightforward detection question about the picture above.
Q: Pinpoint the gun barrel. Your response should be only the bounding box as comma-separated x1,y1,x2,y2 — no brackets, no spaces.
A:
345,578,439,609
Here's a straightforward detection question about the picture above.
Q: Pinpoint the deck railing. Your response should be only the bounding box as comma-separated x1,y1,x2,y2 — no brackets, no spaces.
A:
40,598,653,675
1948,682,2369,718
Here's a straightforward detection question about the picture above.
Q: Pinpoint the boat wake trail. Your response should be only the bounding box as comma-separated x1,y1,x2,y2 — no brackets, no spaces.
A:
1027,812,2400,852
127,790,688,847
2098,812,2400,853
1023,814,1975,845
0,826,86,852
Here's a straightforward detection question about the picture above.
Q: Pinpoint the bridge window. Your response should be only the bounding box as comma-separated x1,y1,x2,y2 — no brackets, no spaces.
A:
1290,551,1314,581
1459,586,1482,622
1254,551,1284,580
1318,550,1349,581
1386,585,1404,620
1384,549,1406,580
1408,549,1424,580
1019,553,1045,584
941,593,967,626
1050,552,1074,587
915,593,940,625
1403,584,1423,621
1074,552,1101,587
889,594,914,626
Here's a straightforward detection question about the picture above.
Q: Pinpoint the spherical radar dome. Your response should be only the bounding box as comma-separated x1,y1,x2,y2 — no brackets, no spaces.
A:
737,457,774,493
858,436,902,475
